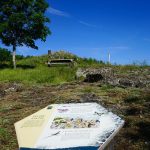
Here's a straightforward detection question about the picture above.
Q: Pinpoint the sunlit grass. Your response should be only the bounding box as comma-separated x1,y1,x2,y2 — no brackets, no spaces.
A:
0,52,149,84
0,65,76,84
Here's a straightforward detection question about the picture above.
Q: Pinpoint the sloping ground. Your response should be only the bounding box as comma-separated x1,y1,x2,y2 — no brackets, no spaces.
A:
0,81,150,150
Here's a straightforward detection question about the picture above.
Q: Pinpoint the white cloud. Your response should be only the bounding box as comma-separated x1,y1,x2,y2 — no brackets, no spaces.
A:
47,8,97,28
47,7,70,17
79,21,97,28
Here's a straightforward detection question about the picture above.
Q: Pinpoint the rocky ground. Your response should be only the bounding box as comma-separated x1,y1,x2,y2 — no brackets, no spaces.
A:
0,67,150,150
76,67,150,88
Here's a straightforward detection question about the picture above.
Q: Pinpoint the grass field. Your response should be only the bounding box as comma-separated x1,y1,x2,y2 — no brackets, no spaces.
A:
0,82,150,150
0,51,150,150
0,66,76,84
0,51,148,84
0,52,107,84
0,53,77,84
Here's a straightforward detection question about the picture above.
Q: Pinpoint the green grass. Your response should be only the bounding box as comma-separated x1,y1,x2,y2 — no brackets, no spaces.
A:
0,65,76,84
0,128,11,144
0,51,149,84
0,52,106,84
0,53,78,84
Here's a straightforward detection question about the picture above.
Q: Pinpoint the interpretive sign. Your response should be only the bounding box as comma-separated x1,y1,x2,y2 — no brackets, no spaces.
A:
15,103,124,150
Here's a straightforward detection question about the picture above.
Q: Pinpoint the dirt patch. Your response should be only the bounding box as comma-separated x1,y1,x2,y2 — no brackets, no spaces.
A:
0,82,150,150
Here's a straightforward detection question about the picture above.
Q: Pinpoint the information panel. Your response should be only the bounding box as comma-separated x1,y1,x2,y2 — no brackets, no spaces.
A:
15,103,124,150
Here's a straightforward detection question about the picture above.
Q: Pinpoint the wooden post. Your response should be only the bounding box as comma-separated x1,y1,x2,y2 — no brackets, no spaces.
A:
48,50,52,61
48,50,52,56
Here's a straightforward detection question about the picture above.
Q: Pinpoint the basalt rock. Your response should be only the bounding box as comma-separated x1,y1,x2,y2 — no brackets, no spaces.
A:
76,67,150,88
84,73,103,83
4,83,23,93
76,67,114,83
0,90,5,98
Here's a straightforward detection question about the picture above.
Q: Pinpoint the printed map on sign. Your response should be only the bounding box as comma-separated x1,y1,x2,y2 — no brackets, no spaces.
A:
34,103,124,149
15,103,124,150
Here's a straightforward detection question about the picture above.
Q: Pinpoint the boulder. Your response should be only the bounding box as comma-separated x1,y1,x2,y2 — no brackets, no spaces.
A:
4,83,23,93
84,73,103,83
76,67,114,83
76,67,150,88
75,68,87,79
118,78,133,87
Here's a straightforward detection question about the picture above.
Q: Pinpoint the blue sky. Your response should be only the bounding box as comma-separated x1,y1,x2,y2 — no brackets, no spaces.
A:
1,0,150,64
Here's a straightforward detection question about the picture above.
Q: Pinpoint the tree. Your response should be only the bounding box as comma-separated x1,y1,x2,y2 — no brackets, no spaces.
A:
0,48,11,63
0,0,51,69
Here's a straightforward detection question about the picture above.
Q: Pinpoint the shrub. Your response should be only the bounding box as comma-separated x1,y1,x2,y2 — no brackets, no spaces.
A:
0,48,11,63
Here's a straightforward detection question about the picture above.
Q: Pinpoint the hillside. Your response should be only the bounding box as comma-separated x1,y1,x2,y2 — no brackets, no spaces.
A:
0,50,105,84
0,51,150,150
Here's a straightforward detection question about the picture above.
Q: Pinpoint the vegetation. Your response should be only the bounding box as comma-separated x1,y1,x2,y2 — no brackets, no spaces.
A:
0,48,25,69
0,50,149,84
0,48,11,63
0,81,149,150
0,1,149,150
0,50,106,84
0,0,50,69
0,52,76,84
0,50,149,150
0,66,76,84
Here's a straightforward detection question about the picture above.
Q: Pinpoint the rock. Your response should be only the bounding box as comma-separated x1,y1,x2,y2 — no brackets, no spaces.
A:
0,90,5,98
76,67,150,88
107,78,120,86
118,77,149,88
75,68,87,79
76,67,114,83
118,78,133,87
5,87,16,93
84,73,103,83
4,83,23,93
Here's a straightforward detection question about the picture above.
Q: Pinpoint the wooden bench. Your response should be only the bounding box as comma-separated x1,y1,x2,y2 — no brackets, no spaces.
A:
47,59,74,67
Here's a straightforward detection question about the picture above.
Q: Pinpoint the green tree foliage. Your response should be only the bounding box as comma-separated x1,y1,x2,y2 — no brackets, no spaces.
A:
0,0,51,69
0,48,11,63
16,54,24,60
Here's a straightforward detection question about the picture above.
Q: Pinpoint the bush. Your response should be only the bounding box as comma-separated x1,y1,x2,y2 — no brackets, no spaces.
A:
16,55,24,60
0,48,11,63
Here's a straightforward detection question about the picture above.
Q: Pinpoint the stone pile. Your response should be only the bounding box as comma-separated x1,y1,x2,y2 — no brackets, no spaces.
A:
76,67,150,88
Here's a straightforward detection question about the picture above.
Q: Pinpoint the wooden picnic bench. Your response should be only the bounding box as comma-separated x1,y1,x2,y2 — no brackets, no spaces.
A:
47,59,74,67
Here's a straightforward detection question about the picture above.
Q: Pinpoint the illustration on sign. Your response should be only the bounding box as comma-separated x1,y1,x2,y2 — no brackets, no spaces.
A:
15,103,124,150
